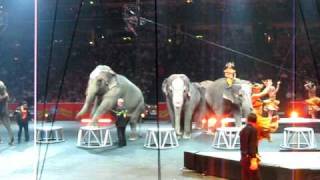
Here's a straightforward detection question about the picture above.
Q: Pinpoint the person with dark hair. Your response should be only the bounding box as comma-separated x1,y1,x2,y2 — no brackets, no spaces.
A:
112,98,128,147
16,101,30,143
240,113,261,180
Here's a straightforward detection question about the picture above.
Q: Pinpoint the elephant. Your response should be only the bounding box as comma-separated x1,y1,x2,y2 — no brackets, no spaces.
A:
162,74,205,139
0,81,14,145
200,78,253,127
76,65,145,140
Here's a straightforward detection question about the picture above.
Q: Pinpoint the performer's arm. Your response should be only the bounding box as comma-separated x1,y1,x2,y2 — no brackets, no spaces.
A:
274,81,281,93
252,86,269,98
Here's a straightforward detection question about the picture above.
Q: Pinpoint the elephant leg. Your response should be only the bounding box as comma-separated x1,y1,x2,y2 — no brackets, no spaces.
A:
183,108,193,139
128,99,144,140
233,108,242,127
92,95,118,124
166,101,175,128
2,116,14,145
193,101,206,129
183,104,195,139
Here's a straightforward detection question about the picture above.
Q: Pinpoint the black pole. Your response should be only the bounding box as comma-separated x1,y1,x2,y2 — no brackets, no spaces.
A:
154,0,161,179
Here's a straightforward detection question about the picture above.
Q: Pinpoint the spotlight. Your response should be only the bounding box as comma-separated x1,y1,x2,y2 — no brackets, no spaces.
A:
185,0,193,4
89,41,94,45
208,117,217,127
98,118,112,123
290,111,299,118
122,36,132,41
195,35,203,39
167,38,172,43
89,1,94,5
141,113,145,118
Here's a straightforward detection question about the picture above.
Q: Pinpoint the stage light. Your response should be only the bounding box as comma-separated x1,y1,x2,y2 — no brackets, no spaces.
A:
208,117,217,127
89,1,94,5
101,35,104,39
89,41,94,45
185,0,193,4
141,113,145,118
195,35,203,39
98,118,112,123
221,118,228,127
267,35,272,43
45,113,49,118
201,118,206,124
81,118,91,123
290,111,299,118
122,36,132,41
167,38,172,43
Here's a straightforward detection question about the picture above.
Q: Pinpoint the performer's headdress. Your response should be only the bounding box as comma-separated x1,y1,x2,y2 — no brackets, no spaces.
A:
262,79,272,83
252,83,263,93
223,62,236,74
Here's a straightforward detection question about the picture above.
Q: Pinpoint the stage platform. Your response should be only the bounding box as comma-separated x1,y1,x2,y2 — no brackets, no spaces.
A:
222,117,320,132
184,151,320,180
1,121,320,180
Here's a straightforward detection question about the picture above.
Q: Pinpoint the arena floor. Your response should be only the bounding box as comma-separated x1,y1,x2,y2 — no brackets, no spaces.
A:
0,120,319,180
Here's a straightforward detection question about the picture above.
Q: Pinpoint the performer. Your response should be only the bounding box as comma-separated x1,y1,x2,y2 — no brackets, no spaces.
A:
0,80,14,145
112,98,128,147
223,62,237,87
16,101,30,143
251,83,265,115
304,80,320,119
261,79,281,120
240,113,261,180
251,82,279,141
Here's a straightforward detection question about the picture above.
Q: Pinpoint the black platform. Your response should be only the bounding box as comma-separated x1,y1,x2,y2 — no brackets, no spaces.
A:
184,151,320,180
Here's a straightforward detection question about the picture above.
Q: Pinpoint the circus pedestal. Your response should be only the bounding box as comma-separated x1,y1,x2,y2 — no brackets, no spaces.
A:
36,125,65,144
77,125,114,148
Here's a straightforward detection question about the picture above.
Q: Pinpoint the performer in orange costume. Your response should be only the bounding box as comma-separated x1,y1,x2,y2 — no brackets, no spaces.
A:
304,81,320,119
251,82,279,141
261,79,281,120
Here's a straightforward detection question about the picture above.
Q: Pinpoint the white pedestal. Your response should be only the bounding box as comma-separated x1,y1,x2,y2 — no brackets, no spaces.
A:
280,127,316,150
212,127,241,150
36,126,64,144
144,127,179,149
77,125,114,148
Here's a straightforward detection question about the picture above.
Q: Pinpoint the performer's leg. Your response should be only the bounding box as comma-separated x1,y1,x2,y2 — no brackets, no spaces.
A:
122,127,126,146
248,169,261,180
18,124,23,143
117,127,124,146
24,122,29,142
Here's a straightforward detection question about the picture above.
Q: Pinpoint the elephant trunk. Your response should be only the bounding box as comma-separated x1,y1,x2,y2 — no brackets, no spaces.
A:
77,80,97,117
173,106,182,136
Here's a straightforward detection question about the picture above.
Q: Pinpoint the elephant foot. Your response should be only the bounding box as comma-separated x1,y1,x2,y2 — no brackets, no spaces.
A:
176,131,183,137
183,133,191,139
8,138,14,146
128,133,138,141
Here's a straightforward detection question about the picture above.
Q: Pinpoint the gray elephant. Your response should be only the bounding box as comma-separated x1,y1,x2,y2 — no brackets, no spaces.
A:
162,74,205,139
76,65,145,140
200,78,253,127
0,81,14,145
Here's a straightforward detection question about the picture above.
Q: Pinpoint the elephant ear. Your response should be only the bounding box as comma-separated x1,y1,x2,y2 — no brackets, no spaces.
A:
106,71,118,89
180,74,191,98
162,78,168,95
